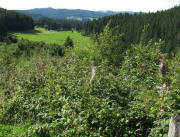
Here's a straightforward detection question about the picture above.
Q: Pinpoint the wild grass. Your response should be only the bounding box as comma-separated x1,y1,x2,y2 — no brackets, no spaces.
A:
14,27,94,51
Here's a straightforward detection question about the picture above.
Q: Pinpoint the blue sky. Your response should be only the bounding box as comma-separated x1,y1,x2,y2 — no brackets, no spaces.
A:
0,0,179,12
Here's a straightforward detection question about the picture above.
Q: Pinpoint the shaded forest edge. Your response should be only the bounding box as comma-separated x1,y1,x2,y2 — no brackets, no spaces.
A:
0,8,34,41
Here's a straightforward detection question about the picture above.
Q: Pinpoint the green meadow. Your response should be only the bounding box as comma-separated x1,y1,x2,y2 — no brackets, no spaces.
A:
15,27,93,51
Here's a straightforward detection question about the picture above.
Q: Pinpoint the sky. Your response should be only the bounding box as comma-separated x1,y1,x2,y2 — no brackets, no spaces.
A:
0,0,180,12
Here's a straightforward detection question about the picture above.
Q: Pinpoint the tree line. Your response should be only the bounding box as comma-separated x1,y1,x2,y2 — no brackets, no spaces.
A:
0,8,34,41
35,17,83,31
84,5,180,55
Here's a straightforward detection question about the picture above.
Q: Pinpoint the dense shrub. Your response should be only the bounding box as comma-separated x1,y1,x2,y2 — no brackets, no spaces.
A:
0,28,179,136
46,43,65,56
96,22,127,66
64,36,74,48
13,39,65,58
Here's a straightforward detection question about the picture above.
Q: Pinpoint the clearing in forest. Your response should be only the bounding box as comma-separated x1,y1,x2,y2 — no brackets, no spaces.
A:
14,27,93,51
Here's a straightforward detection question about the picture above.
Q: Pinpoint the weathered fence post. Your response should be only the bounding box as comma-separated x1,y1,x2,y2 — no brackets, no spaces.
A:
168,114,180,137
90,60,96,83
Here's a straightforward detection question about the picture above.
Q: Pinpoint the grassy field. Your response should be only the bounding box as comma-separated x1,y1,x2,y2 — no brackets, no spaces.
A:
14,27,94,51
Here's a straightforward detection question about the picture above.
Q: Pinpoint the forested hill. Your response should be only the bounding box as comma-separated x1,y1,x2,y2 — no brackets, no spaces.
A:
0,8,34,40
84,5,180,55
16,8,121,21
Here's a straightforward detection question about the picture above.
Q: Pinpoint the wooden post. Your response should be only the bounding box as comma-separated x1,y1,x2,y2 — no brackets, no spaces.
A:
90,60,96,83
159,56,165,76
168,114,180,137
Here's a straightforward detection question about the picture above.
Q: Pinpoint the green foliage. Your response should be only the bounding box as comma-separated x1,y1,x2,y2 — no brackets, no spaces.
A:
0,28,179,137
97,23,126,66
49,44,65,56
12,39,64,58
167,51,180,112
149,118,169,137
121,40,163,88
0,22,7,41
64,36,74,48
0,8,34,42
0,124,12,137
84,5,180,55
0,123,31,137
140,24,151,45
35,17,83,31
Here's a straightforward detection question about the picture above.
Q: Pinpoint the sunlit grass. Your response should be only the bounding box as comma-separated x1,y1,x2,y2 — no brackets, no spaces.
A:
14,27,94,51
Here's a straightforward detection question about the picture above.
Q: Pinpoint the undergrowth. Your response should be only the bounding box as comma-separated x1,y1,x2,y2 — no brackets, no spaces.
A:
0,27,179,137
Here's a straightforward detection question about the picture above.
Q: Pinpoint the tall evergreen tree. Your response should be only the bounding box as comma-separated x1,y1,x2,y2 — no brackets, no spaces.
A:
83,5,180,55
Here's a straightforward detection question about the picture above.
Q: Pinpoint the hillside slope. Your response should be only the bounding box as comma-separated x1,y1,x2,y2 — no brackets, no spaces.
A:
16,8,120,21
84,5,180,54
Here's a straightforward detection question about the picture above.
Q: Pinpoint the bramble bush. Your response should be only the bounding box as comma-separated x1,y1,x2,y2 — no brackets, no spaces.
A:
97,22,126,66
0,26,179,137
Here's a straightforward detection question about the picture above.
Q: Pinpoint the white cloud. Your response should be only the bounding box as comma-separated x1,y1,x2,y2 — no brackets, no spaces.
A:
0,0,179,12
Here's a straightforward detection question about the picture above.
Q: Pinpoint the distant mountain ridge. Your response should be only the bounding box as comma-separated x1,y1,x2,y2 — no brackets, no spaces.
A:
15,8,137,21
